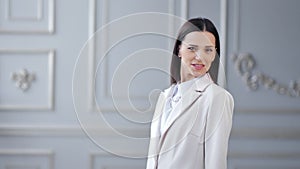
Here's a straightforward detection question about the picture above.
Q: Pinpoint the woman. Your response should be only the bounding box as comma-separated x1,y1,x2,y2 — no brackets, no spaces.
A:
146,17,234,169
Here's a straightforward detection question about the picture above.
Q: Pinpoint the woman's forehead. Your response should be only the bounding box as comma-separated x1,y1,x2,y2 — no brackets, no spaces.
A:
183,31,216,46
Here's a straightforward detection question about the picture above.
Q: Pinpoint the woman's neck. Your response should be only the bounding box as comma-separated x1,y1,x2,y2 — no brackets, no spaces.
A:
180,69,195,83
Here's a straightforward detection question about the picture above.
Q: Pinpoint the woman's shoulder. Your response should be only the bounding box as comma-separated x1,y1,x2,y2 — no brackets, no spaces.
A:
205,84,234,115
206,83,234,102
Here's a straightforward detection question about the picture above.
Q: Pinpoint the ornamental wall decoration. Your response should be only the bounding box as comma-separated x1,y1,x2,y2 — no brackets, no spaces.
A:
11,68,36,92
232,53,300,98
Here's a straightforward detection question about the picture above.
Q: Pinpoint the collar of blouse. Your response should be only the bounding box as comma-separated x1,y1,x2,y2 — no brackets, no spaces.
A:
163,73,213,97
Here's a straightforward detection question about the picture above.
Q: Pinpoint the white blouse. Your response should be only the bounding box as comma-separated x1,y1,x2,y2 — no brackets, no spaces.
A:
160,77,198,134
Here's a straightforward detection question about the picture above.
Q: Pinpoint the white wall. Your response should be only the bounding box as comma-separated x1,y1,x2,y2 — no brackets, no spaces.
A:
226,0,300,168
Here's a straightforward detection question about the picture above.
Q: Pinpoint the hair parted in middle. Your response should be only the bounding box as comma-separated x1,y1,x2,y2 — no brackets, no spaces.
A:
170,17,220,84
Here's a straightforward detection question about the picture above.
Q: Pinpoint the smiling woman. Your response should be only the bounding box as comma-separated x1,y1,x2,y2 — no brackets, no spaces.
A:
179,31,217,82
146,17,234,169
170,18,221,85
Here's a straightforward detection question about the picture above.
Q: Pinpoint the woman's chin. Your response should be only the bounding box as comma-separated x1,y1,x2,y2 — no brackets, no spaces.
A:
192,71,206,78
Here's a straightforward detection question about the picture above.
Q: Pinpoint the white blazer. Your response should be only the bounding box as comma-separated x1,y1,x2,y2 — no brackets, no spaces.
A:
146,74,234,169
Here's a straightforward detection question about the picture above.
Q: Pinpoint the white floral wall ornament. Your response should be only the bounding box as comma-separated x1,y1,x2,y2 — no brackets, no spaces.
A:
11,69,36,92
232,53,300,97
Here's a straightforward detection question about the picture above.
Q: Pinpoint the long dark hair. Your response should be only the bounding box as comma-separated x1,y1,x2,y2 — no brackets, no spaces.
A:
170,17,220,84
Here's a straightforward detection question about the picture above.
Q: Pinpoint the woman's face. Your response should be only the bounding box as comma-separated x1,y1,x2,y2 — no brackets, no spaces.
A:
179,31,216,82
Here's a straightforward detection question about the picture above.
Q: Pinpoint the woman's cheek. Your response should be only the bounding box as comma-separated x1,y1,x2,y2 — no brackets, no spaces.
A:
204,56,214,70
205,55,215,65
201,56,211,66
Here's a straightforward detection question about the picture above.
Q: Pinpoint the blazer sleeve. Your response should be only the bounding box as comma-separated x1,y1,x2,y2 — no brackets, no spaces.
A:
204,91,234,169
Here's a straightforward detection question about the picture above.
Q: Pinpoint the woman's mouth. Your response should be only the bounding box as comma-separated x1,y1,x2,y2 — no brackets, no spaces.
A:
191,64,204,70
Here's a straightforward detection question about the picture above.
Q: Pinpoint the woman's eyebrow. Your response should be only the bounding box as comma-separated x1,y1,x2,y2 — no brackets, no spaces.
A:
187,44,198,47
205,45,215,48
188,44,215,48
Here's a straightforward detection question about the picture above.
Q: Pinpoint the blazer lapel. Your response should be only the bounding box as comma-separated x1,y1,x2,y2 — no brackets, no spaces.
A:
157,74,213,153
160,88,202,135
160,74,213,135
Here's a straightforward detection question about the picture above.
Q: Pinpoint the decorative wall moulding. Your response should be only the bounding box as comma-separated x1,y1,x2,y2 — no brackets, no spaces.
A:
232,53,300,98
90,152,145,169
0,149,54,169
0,0,55,34
229,150,300,169
0,49,55,111
0,125,148,137
11,68,36,92
7,0,43,21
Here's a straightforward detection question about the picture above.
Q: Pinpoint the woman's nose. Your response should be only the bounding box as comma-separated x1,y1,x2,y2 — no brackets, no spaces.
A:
195,51,203,60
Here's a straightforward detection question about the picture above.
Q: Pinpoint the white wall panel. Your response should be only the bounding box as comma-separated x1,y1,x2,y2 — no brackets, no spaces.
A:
8,0,42,21
0,49,55,111
90,153,145,169
0,149,54,169
226,0,300,168
229,156,300,169
227,0,300,112
0,0,54,33
88,0,189,112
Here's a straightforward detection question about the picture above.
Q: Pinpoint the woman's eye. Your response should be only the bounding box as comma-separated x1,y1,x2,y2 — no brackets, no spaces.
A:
188,47,196,51
205,48,213,53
